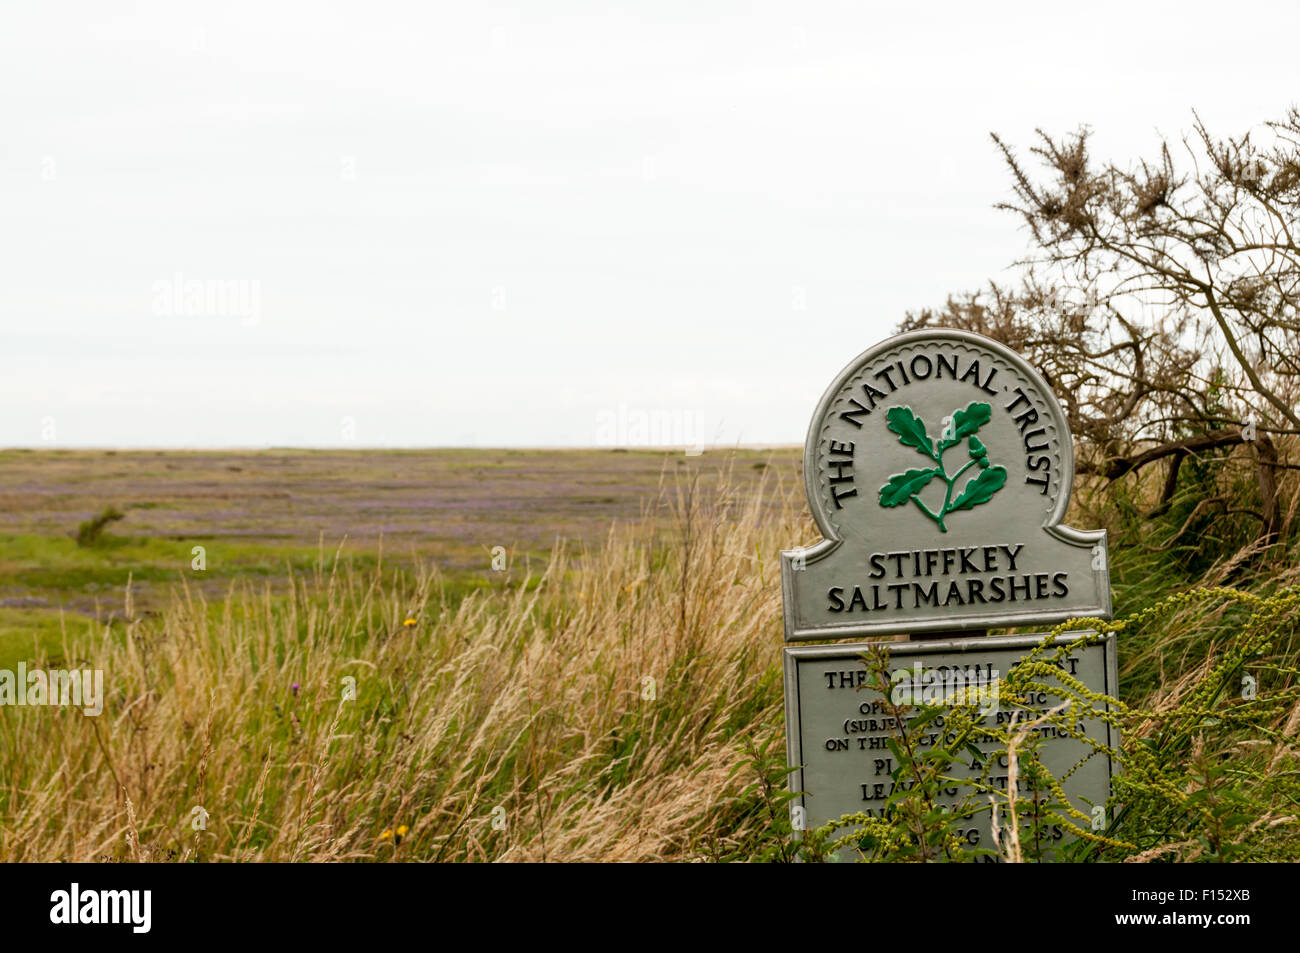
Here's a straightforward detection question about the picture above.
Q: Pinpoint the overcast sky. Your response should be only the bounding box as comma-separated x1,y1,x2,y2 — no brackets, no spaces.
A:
3,2,1297,448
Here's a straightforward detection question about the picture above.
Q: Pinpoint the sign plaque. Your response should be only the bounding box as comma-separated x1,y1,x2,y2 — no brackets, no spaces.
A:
780,328,1116,859
784,633,1118,856
781,328,1110,640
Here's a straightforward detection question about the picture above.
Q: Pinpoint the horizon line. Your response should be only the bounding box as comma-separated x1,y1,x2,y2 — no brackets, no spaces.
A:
0,443,803,453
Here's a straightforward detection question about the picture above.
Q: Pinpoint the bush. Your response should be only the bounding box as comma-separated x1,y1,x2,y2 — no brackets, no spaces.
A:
75,505,125,547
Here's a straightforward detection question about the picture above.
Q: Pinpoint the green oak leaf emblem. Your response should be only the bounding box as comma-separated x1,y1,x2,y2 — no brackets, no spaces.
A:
877,401,1006,532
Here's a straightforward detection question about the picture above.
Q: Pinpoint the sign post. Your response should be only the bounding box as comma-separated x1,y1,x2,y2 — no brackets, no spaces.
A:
781,329,1115,860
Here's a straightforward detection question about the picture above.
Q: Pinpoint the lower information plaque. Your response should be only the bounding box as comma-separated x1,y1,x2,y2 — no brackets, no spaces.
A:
784,632,1117,861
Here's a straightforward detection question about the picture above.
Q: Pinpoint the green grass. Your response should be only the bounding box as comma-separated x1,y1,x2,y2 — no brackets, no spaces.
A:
0,447,1296,861
0,607,86,669
0,531,382,667
0,529,527,670
0,532,371,590
0,446,799,669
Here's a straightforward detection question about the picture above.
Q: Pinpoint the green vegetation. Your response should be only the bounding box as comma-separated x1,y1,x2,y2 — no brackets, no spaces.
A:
791,584,1300,863
75,505,125,547
0,449,1295,861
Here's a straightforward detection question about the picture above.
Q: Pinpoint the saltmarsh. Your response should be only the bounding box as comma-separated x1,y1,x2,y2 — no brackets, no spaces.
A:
0,448,1295,861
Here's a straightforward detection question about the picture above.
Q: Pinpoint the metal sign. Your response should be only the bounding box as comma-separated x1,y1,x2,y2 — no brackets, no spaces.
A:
781,329,1111,641
780,329,1118,859
783,632,1118,860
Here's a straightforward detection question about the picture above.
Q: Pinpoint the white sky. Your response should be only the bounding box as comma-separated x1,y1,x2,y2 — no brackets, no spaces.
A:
3,1,1297,448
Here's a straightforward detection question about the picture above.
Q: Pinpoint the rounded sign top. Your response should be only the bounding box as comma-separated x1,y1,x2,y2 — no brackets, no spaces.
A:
783,327,1108,641
805,329,1070,543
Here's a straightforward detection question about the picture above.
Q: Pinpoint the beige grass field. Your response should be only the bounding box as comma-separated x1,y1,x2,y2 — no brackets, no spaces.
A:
0,448,810,861
1,447,1297,862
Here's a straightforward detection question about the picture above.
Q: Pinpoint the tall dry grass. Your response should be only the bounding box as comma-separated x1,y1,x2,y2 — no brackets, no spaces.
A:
0,463,810,862
3,453,1297,862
